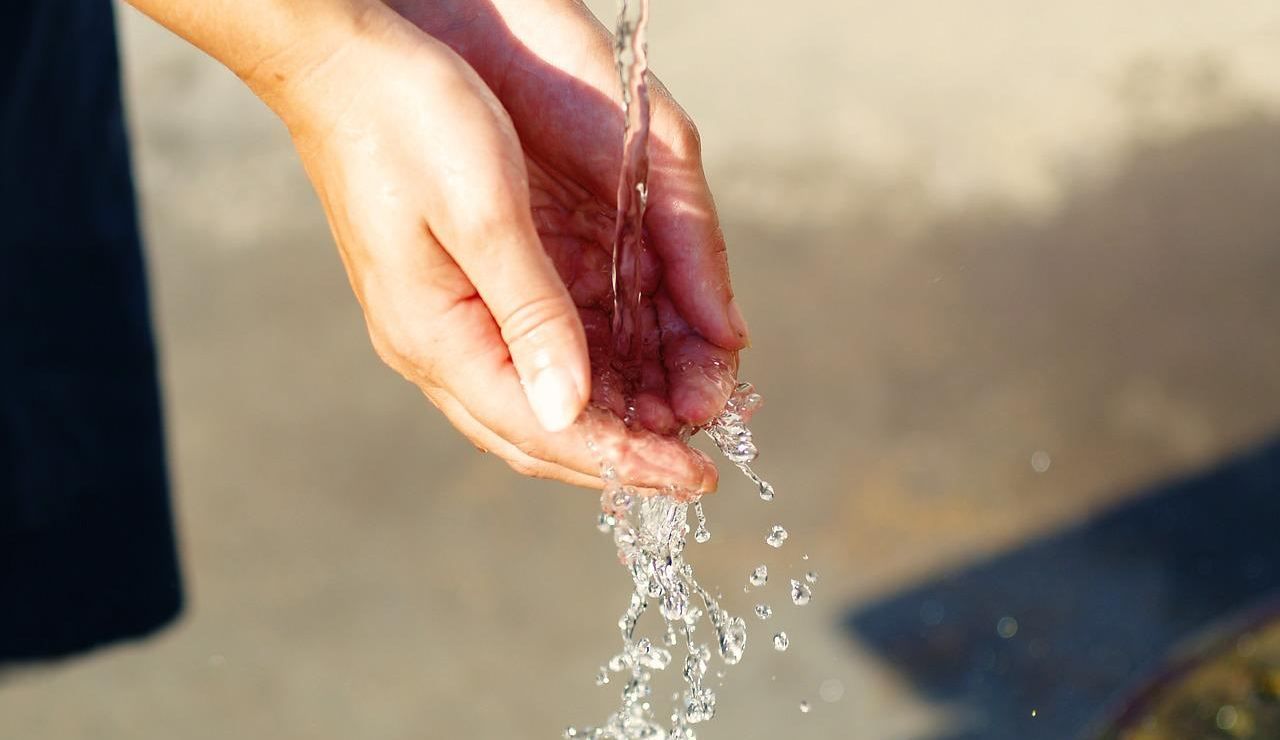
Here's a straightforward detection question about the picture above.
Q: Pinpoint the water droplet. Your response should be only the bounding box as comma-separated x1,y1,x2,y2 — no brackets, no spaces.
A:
682,652,706,684
790,579,812,606
639,646,673,670
758,481,775,501
754,604,773,620
799,700,811,714
766,525,788,548
773,632,790,652
748,565,768,587
717,616,748,666
1031,450,1052,473
819,678,845,703
801,553,809,561
596,668,611,687
693,500,710,543
804,571,818,584
683,687,717,724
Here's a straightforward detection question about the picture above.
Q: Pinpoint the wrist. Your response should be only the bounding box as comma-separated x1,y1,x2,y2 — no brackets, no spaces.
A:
237,3,401,127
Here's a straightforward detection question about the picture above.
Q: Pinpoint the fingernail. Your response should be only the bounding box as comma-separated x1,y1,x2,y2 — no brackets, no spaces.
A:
726,298,750,346
528,365,582,432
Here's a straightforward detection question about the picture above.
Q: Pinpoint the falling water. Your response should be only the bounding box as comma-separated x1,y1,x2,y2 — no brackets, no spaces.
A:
609,0,652,360
565,1,816,736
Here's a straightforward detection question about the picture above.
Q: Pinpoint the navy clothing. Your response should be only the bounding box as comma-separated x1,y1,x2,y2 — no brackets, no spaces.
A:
0,0,182,659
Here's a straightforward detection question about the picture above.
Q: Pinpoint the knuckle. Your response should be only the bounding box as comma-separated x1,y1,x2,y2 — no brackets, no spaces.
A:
498,294,576,352
672,117,703,159
368,325,439,386
506,429,551,464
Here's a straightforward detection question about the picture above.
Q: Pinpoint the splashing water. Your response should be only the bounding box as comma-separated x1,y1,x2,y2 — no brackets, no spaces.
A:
565,0,816,735
573,386,769,739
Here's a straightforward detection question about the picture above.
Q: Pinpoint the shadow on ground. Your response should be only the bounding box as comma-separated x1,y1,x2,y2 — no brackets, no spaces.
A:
844,435,1280,740
818,98,1280,740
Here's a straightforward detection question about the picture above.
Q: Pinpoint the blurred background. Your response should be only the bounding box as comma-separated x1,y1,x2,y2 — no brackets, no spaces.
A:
4,1,1280,738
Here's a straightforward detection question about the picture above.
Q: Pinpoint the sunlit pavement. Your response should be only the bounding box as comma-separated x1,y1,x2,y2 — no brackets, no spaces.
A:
2,3,1279,738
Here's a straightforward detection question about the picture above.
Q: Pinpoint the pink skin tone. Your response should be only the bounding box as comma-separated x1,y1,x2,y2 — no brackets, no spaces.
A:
127,0,747,492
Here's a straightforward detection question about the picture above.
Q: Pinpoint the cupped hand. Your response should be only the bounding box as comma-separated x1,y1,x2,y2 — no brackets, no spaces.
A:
275,4,746,491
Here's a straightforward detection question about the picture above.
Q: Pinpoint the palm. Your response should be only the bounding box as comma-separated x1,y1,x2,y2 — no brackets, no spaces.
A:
404,1,743,433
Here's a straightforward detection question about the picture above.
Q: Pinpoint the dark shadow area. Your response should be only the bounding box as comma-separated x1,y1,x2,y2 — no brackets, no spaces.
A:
802,81,1280,740
844,435,1280,740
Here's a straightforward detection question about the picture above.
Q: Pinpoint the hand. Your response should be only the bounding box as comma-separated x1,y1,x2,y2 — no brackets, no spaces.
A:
273,4,748,491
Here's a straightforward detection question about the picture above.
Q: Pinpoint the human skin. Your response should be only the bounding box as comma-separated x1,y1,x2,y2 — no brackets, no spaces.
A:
125,0,747,491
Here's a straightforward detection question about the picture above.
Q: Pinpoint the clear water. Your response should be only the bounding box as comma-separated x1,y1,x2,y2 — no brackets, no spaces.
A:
608,0,652,359
572,386,767,738
564,1,817,735
789,580,812,607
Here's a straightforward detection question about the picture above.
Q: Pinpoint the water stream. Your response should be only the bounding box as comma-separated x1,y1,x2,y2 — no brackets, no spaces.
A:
565,2,812,737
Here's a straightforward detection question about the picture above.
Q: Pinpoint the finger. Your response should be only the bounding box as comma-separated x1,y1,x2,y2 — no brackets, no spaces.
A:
644,97,750,352
425,388,605,489
417,289,718,491
656,292,739,426
584,405,720,496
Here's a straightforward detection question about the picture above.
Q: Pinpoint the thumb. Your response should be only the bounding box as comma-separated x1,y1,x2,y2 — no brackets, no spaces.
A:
436,193,590,434
415,64,590,432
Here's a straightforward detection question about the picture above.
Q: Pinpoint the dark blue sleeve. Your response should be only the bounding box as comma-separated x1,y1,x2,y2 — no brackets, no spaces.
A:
0,0,183,660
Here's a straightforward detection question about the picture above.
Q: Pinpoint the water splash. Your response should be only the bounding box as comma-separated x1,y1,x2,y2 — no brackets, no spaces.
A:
574,384,782,738
701,386,775,501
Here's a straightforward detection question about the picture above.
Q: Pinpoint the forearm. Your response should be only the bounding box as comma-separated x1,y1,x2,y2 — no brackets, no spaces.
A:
124,0,389,113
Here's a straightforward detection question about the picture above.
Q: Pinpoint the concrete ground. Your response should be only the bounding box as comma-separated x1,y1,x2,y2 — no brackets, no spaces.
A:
3,2,1280,738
